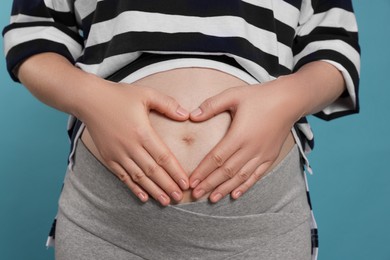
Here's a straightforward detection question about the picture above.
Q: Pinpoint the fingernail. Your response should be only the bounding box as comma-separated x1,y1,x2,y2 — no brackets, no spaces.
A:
212,193,223,203
179,179,188,190
194,189,205,198
158,194,169,205
191,108,202,117
191,179,200,188
234,191,242,199
171,191,182,201
176,106,188,117
137,192,147,202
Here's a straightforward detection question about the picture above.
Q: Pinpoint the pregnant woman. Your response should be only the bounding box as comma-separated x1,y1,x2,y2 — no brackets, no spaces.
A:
3,1,360,259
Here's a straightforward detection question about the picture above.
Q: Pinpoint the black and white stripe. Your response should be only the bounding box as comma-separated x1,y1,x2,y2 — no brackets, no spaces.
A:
3,0,361,158
3,1,361,259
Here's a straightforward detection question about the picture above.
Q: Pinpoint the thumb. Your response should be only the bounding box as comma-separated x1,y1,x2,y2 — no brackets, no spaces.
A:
190,88,238,122
148,91,189,121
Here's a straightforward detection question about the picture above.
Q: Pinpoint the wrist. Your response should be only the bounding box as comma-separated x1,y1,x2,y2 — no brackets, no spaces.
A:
273,61,345,120
260,75,308,124
70,73,115,121
277,74,309,117
17,53,115,120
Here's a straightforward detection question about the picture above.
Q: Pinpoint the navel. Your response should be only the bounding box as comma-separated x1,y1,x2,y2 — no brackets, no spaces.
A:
182,135,195,146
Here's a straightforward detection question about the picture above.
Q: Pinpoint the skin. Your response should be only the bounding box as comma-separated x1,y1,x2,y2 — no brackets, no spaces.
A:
17,53,190,205
189,62,345,202
80,67,296,203
16,52,345,205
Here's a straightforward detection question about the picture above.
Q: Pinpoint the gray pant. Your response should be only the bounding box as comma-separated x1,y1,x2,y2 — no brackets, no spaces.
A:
55,141,312,260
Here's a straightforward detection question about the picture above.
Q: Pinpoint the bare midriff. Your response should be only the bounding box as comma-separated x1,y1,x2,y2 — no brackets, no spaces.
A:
81,67,295,203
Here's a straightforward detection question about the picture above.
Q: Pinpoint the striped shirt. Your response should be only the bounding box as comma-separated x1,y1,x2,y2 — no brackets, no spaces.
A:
3,0,361,151
3,1,360,259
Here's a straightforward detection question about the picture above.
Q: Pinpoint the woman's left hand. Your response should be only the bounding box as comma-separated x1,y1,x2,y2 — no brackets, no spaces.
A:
189,79,303,203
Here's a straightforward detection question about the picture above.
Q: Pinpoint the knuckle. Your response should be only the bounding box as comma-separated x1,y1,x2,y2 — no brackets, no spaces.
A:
210,152,224,167
253,170,264,181
222,165,235,179
132,170,146,183
145,163,160,178
156,152,171,166
237,170,251,181
117,171,129,182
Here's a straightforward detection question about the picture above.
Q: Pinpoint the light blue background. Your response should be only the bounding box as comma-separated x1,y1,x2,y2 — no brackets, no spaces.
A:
1,1,389,259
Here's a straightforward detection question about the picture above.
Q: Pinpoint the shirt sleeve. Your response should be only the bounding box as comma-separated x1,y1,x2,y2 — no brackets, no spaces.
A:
293,0,361,120
2,0,84,82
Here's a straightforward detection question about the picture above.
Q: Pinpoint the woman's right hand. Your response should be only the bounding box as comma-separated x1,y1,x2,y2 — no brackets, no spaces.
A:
17,53,189,206
78,81,190,206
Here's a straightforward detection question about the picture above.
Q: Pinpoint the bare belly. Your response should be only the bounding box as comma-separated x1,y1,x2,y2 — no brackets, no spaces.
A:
81,67,295,203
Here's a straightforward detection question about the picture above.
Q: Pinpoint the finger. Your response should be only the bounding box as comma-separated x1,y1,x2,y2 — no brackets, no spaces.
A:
141,129,189,191
190,88,239,122
207,157,260,203
191,149,248,199
147,89,189,120
189,127,241,189
231,161,273,200
129,148,185,203
120,157,173,206
108,161,149,203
